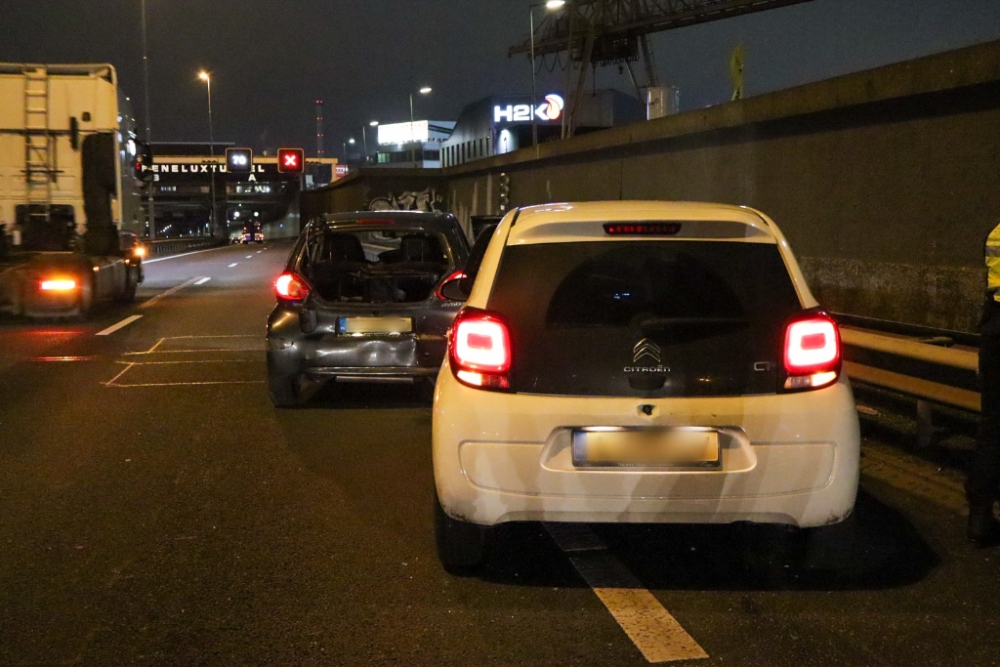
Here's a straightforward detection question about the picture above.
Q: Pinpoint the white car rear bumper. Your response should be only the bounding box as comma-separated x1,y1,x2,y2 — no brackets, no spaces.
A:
433,367,860,528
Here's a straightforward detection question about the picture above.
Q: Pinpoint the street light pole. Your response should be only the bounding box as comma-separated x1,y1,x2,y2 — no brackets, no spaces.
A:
530,6,537,151
367,120,379,166
530,1,567,153
343,138,356,167
198,71,216,238
409,87,432,166
408,93,415,165
141,0,156,240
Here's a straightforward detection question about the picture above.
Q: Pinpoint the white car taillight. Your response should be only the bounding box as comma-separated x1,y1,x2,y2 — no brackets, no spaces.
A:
448,307,511,390
274,272,310,301
783,311,841,390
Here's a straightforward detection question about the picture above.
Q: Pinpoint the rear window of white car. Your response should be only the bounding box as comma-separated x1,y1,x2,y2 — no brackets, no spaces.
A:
486,239,802,397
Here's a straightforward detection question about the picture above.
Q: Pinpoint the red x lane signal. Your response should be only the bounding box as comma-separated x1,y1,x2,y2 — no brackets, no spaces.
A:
277,147,304,174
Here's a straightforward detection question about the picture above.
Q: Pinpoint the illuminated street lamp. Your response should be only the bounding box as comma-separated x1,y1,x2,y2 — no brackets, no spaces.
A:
530,0,566,149
197,70,217,236
140,0,155,239
409,86,432,165
343,137,356,165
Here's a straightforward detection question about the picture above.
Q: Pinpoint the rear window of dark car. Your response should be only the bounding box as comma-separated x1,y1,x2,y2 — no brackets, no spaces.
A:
486,240,802,397
296,223,467,303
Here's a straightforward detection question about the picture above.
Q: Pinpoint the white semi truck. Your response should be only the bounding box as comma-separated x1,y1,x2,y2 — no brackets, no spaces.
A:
0,63,149,319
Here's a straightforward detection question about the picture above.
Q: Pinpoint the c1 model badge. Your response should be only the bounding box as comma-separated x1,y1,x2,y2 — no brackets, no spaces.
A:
625,339,670,373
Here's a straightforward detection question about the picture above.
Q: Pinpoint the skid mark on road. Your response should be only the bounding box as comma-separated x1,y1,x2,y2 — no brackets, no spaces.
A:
545,524,708,663
860,441,966,512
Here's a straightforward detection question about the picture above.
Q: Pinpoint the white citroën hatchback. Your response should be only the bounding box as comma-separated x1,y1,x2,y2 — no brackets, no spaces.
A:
432,201,860,568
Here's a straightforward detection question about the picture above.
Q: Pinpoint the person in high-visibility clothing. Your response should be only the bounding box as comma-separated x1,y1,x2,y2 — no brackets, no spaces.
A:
967,222,1000,546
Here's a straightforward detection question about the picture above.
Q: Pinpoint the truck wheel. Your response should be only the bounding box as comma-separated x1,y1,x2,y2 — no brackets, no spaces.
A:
434,493,489,572
116,266,138,303
76,275,94,321
268,373,300,408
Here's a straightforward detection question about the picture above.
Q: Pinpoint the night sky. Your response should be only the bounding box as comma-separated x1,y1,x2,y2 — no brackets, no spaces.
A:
2,0,999,157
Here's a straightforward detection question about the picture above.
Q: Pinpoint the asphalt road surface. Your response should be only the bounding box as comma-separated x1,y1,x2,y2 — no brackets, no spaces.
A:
1,240,998,667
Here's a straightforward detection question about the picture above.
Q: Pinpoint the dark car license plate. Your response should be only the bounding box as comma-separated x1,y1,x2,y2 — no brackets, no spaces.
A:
338,316,413,335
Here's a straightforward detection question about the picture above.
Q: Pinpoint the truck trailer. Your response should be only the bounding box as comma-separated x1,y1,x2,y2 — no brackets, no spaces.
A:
0,63,149,319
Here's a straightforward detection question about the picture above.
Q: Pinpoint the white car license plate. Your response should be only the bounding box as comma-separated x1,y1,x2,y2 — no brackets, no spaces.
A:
572,427,721,469
338,316,413,335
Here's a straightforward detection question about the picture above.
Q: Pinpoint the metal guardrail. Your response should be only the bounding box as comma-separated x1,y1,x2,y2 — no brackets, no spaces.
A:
146,238,222,257
840,325,980,447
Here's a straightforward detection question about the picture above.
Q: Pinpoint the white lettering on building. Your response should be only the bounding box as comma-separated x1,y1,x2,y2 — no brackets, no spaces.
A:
493,94,564,124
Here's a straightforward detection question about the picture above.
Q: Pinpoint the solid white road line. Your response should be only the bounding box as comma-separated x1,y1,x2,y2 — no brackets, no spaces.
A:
228,263,238,268
96,314,144,336
142,245,230,264
139,276,206,309
194,277,211,285
545,524,708,663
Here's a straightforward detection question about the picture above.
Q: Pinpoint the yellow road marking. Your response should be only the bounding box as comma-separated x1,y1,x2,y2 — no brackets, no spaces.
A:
545,524,708,663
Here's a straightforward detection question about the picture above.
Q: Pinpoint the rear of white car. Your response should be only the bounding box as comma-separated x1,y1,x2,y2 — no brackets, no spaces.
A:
432,201,860,567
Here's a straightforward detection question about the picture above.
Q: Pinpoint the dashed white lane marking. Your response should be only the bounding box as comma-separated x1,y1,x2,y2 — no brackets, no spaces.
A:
143,245,230,264
545,524,708,663
256,251,262,254
95,314,143,336
194,277,211,285
245,255,253,259
228,262,238,268
139,277,206,309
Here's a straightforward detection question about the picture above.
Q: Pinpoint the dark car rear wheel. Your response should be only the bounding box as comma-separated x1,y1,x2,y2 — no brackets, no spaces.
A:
268,373,300,407
434,493,490,572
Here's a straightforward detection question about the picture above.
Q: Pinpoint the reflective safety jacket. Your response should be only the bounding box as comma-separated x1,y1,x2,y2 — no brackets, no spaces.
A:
982,221,1000,335
988,222,1000,301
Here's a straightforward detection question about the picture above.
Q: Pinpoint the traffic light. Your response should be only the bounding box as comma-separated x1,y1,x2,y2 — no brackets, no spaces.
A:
226,147,253,173
498,172,510,211
277,147,305,174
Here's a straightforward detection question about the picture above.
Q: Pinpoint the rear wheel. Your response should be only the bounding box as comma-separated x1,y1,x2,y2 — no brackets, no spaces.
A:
434,493,489,572
116,265,139,303
268,373,300,407
76,274,94,321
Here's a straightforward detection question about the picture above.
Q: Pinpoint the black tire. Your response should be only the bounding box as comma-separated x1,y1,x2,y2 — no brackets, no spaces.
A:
268,373,299,408
76,274,94,321
434,493,488,572
116,265,138,303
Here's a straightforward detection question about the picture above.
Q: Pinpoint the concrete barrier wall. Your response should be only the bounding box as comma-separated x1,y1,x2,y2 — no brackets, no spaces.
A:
302,41,1000,333
444,41,1000,333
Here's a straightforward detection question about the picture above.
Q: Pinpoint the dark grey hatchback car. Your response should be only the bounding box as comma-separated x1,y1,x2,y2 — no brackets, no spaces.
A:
266,211,471,406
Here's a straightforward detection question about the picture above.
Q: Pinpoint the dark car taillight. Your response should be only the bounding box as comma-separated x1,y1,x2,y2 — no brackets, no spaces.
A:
782,310,841,391
435,269,468,301
274,272,310,302
448,307,511,390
